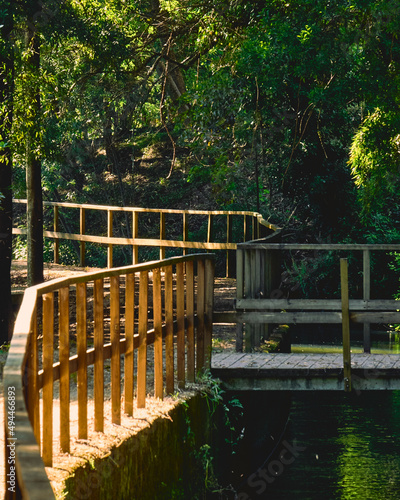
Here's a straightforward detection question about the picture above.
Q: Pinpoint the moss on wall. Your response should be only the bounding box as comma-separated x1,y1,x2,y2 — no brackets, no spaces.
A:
60,394,215,499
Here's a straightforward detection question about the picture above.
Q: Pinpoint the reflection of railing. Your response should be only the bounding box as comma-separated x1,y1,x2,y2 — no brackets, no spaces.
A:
3,254,215,498
234,241,400,352
12,200,278,276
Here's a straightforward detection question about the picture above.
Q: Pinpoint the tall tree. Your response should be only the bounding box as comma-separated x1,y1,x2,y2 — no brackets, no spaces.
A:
0,0,14,343
24,1,44,286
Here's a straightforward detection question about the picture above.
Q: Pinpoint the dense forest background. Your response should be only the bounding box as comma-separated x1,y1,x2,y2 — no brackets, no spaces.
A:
2,0,400,341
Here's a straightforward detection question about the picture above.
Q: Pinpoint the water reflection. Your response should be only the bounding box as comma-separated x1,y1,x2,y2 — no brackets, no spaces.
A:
229,391,400,499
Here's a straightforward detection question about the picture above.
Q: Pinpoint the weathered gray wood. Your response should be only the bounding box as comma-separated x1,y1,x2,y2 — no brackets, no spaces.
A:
236,298,400,311
341,259,351,392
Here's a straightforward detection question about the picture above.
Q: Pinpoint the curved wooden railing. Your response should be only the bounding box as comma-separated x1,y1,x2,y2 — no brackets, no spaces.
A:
12,200,278,275
3,254,215,498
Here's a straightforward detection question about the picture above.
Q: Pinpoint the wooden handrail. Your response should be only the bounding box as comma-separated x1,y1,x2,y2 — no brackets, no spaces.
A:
3,254,215,498
236,238,400,352
12,199,278,276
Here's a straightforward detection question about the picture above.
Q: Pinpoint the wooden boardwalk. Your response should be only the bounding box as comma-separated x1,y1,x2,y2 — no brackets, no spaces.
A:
211,352,400,391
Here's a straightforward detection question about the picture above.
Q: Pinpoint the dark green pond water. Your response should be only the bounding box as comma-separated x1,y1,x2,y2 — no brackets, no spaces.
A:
208,330,400,499
229,390,400,500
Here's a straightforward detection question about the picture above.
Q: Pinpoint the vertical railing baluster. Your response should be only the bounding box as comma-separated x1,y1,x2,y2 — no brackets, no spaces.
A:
183,212,188,257
176,262,185,388
363,249,371,353
165,265,174,393
204,258,214,370
153,268,163,399
77,282,87,439
59,287,70,452
94,278,104,431
132,211,139,264
160,211,166,260
137,271,148,407
27,306,40,451
186,261,195,382
125,273,135,414
107,210,113,268
42,293,54,467
197,259,205,372
341,258,352,392
110,276,121,423
80,207,86,267
54,205,59,264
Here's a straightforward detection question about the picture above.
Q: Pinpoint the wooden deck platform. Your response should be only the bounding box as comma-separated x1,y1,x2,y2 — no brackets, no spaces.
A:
211,352,400,391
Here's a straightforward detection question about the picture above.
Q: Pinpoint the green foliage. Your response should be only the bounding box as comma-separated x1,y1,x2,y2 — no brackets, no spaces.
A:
349,108,400,216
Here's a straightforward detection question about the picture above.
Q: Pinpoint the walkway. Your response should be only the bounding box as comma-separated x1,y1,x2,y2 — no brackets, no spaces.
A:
211,352,400,391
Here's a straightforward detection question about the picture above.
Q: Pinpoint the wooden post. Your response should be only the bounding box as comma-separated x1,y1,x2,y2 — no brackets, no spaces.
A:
125,273,135,414
207,214,214,244
77,282,88,438
27,307,40,451
176,262,185,388
107,210,113,268
153,268,163,399
160,212,165,260
183,212,188,257
42,293,54,467
204,258,214,369
165,266,174,393
132,211,139,264
186,261,195,382
59,287,70,452
363,249,371,353
137,271,148,407
197,259,205,371
54,205,59,264
110,276,121,421
94,278,104,430
236,248,244,352
226,214,235,278
340,258,351,392
80,207,86,267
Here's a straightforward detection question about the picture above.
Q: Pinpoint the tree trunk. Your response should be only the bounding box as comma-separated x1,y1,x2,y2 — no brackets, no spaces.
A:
25,4,44,287
0,0,14,343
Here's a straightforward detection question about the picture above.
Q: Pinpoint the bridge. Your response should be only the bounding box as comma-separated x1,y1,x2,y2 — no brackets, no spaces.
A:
4,202,400,497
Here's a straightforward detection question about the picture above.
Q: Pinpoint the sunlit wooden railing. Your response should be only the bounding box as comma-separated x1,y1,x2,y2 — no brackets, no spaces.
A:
12,200,278,276
3,254,215,498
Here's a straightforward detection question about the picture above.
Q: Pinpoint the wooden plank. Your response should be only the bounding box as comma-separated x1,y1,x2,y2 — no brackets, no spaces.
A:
196,260,205,373
238,311,343,324
54,205,59,263
107,210,113,268
165,266,174,394
204,258,214,369
153,268,163,399
183,212,188,257
176,262,185,388
31,308,40,449
132,211,139,264
363,249,371,353
59,287,70,453
341,259,351,392
76,282,88,438
137,271,148,408
94,278,104,431
159,212,166,260
186,261,195,383
110,275,121,423
207,214,214,243
236,249,244,299
125,273,135,414
236,298,400,310
80,206,86,267
42,293,54,467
